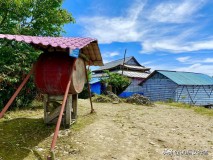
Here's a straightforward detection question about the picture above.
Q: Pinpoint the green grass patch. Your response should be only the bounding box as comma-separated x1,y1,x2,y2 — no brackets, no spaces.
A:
71,113,97,131
0,116,55,160
156,101,213,117
193,107,213,116
28,100,43,109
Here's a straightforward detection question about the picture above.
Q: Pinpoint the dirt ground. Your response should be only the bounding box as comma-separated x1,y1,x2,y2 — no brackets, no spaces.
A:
1,99,213,160
55,99,213,160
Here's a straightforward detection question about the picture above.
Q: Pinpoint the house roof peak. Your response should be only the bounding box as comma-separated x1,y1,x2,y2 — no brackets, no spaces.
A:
141,70,213,85
93,56,150,72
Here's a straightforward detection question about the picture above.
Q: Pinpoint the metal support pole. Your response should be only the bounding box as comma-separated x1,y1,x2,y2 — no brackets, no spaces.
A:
48,66,73,158
47,151,55,160
84,61,94,113
121,49,127,75
0,68,33,119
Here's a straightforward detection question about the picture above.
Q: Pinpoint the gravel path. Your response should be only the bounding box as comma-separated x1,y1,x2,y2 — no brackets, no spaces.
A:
63,99,213,160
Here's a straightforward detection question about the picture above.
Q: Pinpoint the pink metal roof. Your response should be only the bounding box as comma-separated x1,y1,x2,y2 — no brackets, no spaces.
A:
0,34,96,49
0,34,103,66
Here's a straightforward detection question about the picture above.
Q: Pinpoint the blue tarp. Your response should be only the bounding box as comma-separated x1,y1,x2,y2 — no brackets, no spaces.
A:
91,82,101,95
119,92,144,98
90,78,101,94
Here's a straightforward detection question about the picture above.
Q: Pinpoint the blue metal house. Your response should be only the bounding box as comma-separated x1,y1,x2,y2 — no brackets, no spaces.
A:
140,70,213,105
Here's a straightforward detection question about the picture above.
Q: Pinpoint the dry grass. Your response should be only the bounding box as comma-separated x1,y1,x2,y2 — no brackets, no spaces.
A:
156,101,213,116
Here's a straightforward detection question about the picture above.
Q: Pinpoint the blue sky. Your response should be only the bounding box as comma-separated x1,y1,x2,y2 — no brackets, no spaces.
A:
62,0,213,76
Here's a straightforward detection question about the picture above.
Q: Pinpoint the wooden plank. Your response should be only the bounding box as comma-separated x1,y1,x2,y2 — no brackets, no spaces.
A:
65,95,72,125
46,105,61,123
44,94,79,124
43,94,49,123
71,94,78,121
88,44,95,61
49,95,63,101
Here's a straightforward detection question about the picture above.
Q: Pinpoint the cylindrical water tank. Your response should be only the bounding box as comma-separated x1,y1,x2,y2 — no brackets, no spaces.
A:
34,52,85,95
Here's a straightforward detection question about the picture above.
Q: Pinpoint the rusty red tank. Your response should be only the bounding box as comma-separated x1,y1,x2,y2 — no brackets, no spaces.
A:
34,52,85,95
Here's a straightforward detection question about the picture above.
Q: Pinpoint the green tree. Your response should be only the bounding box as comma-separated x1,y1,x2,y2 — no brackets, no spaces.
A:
0,0,75,109
101,70,130,95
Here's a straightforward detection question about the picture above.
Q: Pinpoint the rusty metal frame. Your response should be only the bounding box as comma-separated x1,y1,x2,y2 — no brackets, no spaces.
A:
48,65,73,159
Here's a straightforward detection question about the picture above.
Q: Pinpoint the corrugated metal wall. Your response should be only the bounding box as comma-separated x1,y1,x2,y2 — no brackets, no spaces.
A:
119,78,144,97
140,72,213,105
140,73,177,101
175,85,213,105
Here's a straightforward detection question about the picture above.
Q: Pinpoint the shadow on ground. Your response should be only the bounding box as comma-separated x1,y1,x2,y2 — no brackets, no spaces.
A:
0,118,54,160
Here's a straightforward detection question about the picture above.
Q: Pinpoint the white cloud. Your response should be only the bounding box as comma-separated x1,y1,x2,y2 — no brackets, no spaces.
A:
146,64,174,72
175,63,213,76
203,58,213,63
141,39,213,53
109,51,119,57
141,40,190,53
176,56,191,62
148,0,205,23
79,16,141,43
101,51,120,64
147,63,213,76
190,40,213,51
140,60,153,65
79,1,145,43
78,0,212,54
103,59,110,64
176,57,213,64
102,51,119,58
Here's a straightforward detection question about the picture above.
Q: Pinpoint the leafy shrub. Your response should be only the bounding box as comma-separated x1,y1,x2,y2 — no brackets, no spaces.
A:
0,42,39,110
101,70,130,95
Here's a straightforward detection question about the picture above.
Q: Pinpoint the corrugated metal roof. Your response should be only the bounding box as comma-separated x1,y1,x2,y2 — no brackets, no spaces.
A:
93,56,151,72
158,70,213,85
0,34,95,49
116,70,149,78
123,64,150,70
92,70,150,78
92,73,106,78
0,34,103,66
90,78,101,84
94,56,133,71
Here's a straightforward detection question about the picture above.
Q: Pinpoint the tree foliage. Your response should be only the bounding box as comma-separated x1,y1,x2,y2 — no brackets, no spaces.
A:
101,70,130,95
0,0,74,35
0,0,75,109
